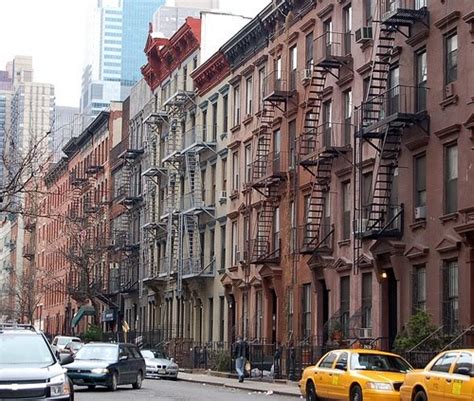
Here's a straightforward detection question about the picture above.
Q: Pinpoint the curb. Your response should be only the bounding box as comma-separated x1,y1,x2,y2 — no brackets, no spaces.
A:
178,375,301,398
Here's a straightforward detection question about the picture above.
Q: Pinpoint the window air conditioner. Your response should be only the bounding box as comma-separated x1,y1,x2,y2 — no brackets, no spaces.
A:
414,206,426,220
301,68,312,81
355,27,373,43
218,191,227,202
353,218,369,235
359,327,372,339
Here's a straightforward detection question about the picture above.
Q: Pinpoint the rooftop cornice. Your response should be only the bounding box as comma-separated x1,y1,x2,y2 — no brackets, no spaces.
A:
191,52,230,96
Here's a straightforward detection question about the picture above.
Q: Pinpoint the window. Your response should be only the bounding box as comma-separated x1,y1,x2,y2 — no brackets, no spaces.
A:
242,292,249,337
232,152,239,191
322,100,332,147
287,287,294,334
412,265,426,312
336,352,348,370
220,225,226,271
219,296,225,342
319,352,337,369
364,0,372,26
302,284,312,339
416,50,427,111
443,260,459,334
222,158,227,192
273,206,280,255
289,45,297,90
361,272,372,329
445,32,458,85
388,66,400,115
454,353,473,376
342,182,351,239
305,32,314,70
303,194,310,240
275,56,282,82
362,172,372,219
414,153,426,208
273,128,281,155
222,94,228,133
323,19,333,57
343,89,352,146
343,5,352,55
183,66,188,91
257,67,265,111
288,120,296,169
290,201,296,253
340,276,350,337
231,221,238,265
212,102,218,141
208,298,213,342
444,143,458,214
211,165,216,205
202,109,208,141
321,192,331,246
431,352,458,373
245,76,253,115
233,86,240,125
245,144,252,183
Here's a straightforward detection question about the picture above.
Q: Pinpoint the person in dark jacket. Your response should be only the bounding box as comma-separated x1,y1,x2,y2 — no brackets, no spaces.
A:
233,337,249,382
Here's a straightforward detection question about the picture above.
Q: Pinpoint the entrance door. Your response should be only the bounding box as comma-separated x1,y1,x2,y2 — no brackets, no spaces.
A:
228,295,236,344
271,289,277,344
320,280,329,344
387,269,398,348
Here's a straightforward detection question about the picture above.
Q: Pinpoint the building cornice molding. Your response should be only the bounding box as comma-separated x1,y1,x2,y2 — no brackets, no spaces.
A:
434,11,461,31
192,52,230,96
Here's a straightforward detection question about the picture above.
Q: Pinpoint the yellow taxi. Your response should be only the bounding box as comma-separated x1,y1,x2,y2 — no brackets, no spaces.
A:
299,349,412,401
400,349,473,401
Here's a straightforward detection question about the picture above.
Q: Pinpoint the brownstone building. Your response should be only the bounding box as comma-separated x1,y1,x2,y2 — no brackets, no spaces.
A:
222,0,473,351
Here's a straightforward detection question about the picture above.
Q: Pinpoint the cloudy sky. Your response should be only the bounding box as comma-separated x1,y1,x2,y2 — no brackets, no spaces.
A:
0,0,269,108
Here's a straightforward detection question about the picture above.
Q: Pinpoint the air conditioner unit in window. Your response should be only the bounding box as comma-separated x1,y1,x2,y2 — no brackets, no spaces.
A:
358,327,373,339
301,68,312,81
218,191,227,202
352,218,369,236
355,26,373,43
414,206,426,220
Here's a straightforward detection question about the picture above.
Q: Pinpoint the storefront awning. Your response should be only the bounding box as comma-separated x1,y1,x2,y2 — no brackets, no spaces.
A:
71,305,95,328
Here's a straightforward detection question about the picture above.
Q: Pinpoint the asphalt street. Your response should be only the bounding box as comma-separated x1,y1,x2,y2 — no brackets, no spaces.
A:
74,378,300,401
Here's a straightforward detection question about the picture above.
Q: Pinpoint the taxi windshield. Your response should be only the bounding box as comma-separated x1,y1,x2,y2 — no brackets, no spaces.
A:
351,353,412,373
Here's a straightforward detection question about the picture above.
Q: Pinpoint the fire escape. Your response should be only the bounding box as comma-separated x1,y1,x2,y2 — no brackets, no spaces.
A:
249,68,294,264
299,31,352,254
160,86,197,298
353,1,429,273
142,97,168,289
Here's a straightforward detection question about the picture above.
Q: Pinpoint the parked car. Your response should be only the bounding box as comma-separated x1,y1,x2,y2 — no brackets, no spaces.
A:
62,341,84,356
0,323,74,400
299,349,413,401
141,349,179,379
64,342,145,391
400,349,474,401
52,336,82,352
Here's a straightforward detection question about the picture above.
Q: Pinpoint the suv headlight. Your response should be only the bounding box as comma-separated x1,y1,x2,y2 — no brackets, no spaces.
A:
366,382,393,391
91,368,109,374
49,374,71,396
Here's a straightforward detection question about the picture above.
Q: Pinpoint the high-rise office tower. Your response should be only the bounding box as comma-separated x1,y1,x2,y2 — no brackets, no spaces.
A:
80,0,165,120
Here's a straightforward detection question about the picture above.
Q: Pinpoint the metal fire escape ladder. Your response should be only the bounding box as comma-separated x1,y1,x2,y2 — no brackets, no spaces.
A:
184,150,203,210
251,200,277,263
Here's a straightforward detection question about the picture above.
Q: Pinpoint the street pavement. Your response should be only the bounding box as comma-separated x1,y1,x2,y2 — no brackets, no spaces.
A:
74,376,302,401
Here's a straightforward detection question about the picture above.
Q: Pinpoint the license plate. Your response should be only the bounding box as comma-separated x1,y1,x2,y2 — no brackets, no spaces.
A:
158,369,166,374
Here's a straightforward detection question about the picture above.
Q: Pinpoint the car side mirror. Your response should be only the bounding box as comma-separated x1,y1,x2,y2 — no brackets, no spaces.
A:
60,354,74,366
119,354,128,361
335,363,346,371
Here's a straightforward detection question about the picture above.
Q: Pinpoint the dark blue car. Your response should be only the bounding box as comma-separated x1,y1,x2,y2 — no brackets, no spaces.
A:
64,343,145,391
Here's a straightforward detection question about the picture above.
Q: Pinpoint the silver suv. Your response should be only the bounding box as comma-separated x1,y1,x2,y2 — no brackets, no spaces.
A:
0,323,74,400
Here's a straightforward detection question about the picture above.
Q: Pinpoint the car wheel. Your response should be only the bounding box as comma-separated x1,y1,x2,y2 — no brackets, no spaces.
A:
350,385,363,401
306,381,318,401
108,372,118,391
87,385,96,390
414,389,427,401
132,371,143,389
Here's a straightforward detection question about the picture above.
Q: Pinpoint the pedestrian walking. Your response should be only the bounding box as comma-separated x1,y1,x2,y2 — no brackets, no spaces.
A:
233,337,249,383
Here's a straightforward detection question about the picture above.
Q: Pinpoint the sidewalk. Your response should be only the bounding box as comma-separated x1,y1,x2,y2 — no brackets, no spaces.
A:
178,371,301,397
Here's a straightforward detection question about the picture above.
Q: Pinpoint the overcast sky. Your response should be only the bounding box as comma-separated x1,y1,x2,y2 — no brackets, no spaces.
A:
0,0,269,108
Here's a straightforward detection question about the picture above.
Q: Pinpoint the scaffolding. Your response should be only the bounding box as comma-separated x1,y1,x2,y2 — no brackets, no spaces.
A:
352,0,429,274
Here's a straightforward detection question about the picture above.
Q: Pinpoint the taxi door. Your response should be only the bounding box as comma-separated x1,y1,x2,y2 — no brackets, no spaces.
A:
424,352,459,401
314,351,339,399
443,352,473,401
328,351,350,400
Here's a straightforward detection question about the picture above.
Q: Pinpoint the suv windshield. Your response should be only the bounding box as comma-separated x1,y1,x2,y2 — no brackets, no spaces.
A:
0,335,54,366
75,345,118,361
350,353,412,373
